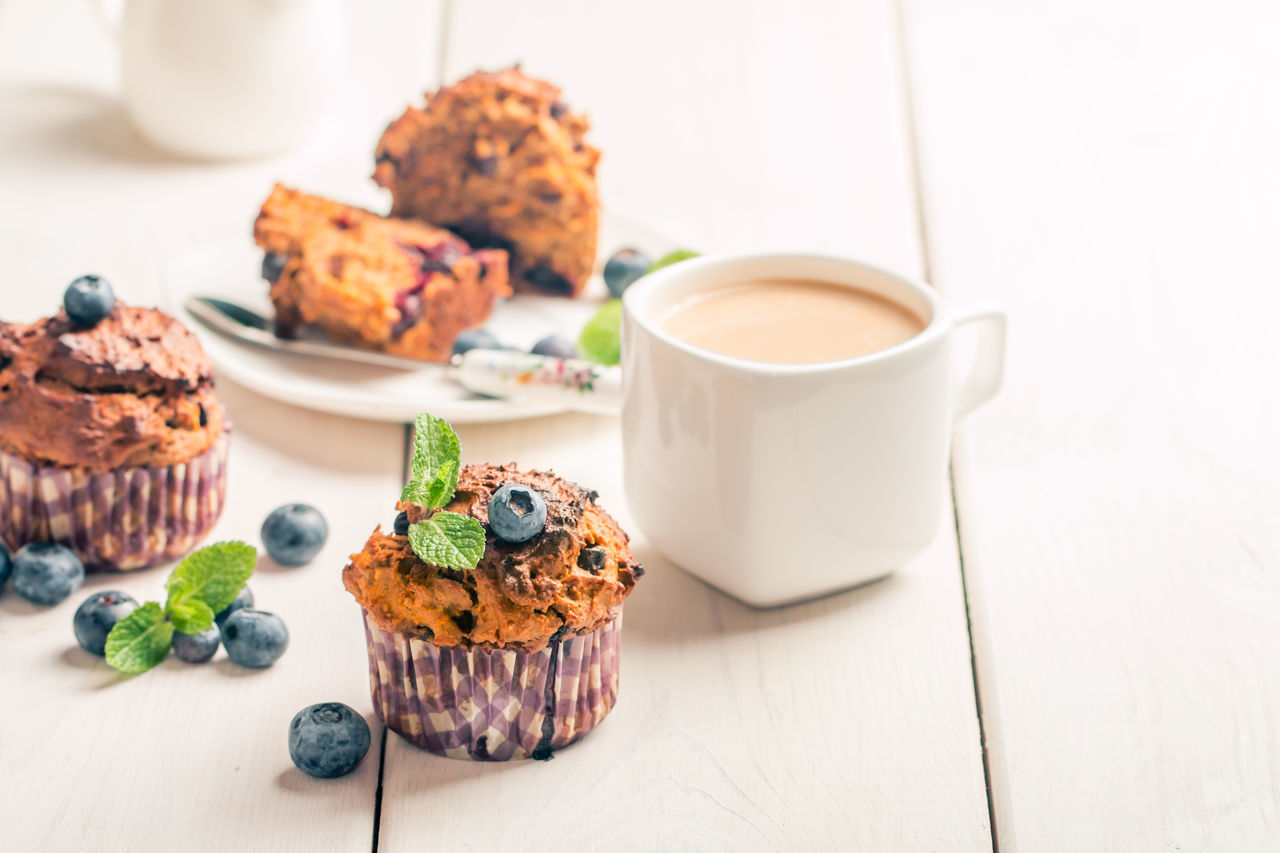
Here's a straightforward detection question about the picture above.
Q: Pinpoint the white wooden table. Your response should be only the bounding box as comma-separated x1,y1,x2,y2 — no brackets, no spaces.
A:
2,1,1278,850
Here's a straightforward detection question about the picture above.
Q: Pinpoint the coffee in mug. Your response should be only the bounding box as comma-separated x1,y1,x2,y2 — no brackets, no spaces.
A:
659,278,925,363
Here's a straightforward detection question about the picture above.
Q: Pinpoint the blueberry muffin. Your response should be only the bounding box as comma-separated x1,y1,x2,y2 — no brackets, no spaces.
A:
345,437,642,760
0,297,229,570
253,184,511,362
373,67,600,297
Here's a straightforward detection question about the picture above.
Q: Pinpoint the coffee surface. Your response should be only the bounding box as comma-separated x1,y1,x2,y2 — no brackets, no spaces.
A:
660,278,925,363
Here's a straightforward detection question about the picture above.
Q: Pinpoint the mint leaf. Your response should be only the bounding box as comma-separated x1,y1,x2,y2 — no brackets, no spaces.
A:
401,413,484,569
647,248,700,273
409,413,461,487
407,511,486,571
400,479,434,507
578,299,623,366
168,599,215,635
401,459,459,510
426,459,458,510
105,603,174,674
164,540,257,619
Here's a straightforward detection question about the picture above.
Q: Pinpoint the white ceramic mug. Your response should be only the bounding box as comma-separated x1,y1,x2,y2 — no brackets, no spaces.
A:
621,254,1006,607
94,0,344,159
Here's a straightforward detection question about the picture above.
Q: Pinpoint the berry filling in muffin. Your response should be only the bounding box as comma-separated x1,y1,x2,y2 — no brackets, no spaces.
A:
253,184,510,361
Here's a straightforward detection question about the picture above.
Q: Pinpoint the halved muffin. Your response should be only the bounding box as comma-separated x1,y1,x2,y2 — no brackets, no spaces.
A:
254,184,511,362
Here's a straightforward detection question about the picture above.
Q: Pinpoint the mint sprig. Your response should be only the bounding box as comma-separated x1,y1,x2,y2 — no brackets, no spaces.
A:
401,413,487,571
403,413,461,509
164,541,256,631
578,248,701,366
104,603,174,675
408,512,486,570
104,541,257,675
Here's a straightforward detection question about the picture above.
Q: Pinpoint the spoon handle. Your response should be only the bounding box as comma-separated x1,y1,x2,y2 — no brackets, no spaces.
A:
453,349,621,416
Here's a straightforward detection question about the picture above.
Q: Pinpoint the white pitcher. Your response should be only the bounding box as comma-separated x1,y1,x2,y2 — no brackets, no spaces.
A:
96,0,344,159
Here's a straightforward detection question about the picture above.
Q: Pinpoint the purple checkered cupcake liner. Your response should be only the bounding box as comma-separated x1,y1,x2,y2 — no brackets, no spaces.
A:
0,431,230,572
362,608,623,760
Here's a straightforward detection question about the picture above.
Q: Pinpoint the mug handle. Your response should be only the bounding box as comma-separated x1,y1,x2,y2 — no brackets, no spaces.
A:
952,306,1007,424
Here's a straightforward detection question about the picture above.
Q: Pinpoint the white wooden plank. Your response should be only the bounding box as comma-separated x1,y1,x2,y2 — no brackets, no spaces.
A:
377,2,992,848
902,1,1280,849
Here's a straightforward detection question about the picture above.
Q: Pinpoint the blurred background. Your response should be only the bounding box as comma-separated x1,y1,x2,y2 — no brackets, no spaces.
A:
0,0,923,316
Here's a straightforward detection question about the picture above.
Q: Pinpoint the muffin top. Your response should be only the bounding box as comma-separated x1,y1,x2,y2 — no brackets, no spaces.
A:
0,304,224,470
372,67,600,296
344,463,642,651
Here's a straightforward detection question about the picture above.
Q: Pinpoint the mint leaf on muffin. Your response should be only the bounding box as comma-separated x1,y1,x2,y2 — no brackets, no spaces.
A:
104,603,175,674
401,413,486,570
407,511,487,571
103,541,257,675
424,459,458,510
404,413,461,508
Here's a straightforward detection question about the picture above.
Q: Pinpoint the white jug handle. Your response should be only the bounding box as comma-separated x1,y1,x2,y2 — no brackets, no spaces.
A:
952,306,1007,424
91,0,124,40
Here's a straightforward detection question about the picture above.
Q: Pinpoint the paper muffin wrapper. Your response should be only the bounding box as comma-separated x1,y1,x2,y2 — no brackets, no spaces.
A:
363,609,623,761
0,432,230,572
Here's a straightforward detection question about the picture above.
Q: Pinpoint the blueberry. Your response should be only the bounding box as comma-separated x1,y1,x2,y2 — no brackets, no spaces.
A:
0,544,10,590
603,248,652,298
261,251,289,284
451,327,501,357
261,504,328,567
525,265,573,295
487,484,547,544
288,702,372,779
12,542,85,606
172,627,220,663
72,591,138,656
530,335,578,360
393,512,409,536
577,546,609,574
63,275,116,328
215,585,254,627
221,609,289,668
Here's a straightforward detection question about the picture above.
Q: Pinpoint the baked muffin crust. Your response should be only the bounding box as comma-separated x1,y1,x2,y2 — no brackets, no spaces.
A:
344,463,641,651
373,67,600,297
0,305,224,471
253,184,511,361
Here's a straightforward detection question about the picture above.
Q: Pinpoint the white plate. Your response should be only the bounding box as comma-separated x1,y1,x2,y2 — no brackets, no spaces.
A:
165,212,668,423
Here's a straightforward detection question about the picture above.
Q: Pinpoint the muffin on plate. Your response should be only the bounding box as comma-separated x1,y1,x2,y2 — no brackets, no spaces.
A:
373,67,600,297
253,184,511,362
344,414,641,760
0,281,229,571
